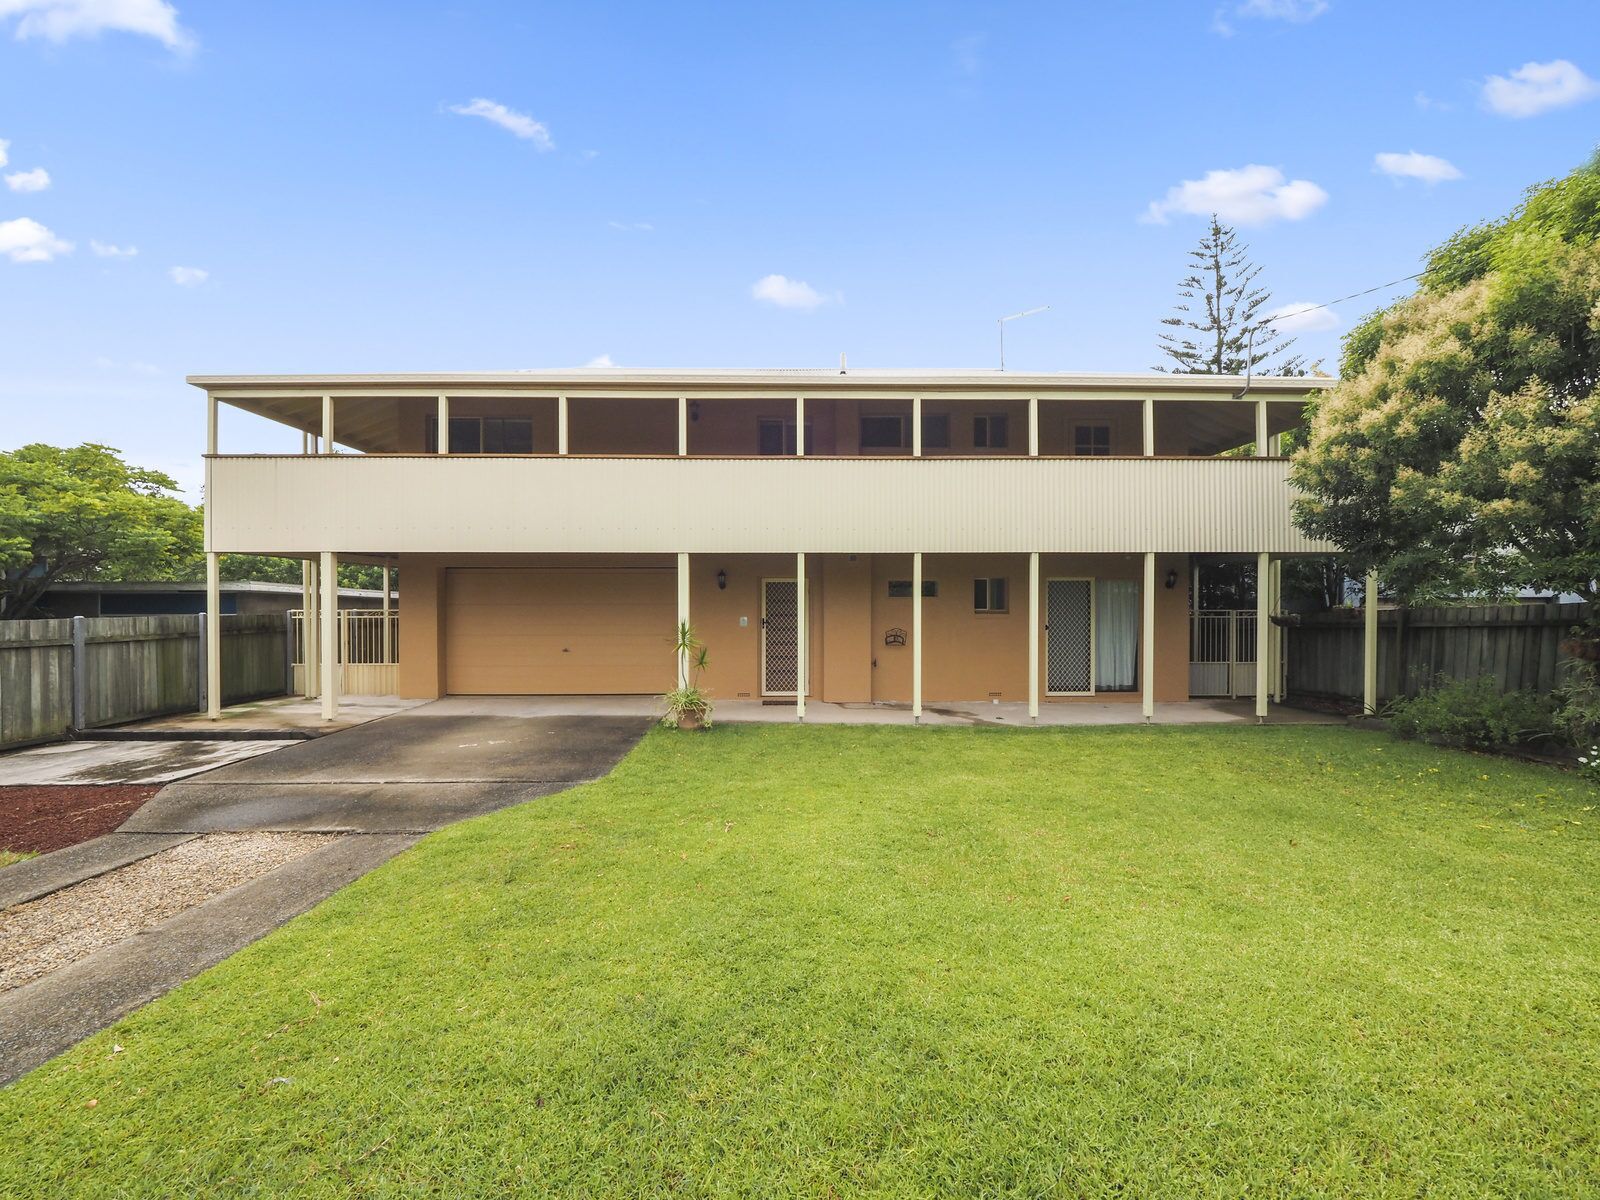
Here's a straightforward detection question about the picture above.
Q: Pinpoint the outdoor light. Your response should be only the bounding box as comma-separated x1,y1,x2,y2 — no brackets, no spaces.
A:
1164,569,1179,590
716,569,727,590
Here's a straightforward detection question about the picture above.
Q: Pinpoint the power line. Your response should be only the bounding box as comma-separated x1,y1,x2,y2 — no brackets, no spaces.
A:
1257,272,1425,328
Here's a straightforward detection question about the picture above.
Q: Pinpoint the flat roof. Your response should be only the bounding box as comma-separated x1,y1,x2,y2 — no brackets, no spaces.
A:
189,368,1331,396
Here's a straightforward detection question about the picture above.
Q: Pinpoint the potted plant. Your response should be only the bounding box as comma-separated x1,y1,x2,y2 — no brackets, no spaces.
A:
663,621,713,730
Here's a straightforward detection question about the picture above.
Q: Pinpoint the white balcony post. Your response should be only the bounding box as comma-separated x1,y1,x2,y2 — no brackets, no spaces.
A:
1028,397,1039,457
558,395,569,455
1363,570,1380,716
381,565,393,667
912,551,923,723
206,394,218,457
1142,552,1156,722
1143,397,1155,457
1255,551,1270,721
320,550,339,721
1270,557,1284,701
676,552,690,689
795,552,807,720
1255,398,1268,457
436,396,449,453
912,396,922,457
321,395,335,453
1028,552,1039,721
795,397,805,457
678,396,688,457
205,552,222,719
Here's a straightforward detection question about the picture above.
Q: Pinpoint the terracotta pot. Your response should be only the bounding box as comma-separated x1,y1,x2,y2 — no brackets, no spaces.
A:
675,710,705,731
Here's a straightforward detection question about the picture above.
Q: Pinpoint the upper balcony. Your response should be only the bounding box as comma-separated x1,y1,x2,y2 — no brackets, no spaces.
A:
195,369,1336,557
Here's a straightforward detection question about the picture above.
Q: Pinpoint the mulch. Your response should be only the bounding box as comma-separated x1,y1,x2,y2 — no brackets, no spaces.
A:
0,786,164,855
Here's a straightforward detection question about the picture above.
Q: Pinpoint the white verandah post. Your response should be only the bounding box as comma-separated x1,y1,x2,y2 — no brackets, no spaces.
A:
795,552,807,721
912,396,922,457
381,565,393,667
204,394,221,719
677,552,690,689
1255,552,1271,721
320,550,339,721
1142,552,1156,722
1363,570,1380,716
912,552,923,723
1028,551,1040,721
436,395,449,453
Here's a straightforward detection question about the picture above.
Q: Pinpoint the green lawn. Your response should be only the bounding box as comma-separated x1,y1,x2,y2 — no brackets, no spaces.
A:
3,726,1598,1197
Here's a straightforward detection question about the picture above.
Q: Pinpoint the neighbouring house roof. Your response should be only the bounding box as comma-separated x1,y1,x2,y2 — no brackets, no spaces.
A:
42,580,391,599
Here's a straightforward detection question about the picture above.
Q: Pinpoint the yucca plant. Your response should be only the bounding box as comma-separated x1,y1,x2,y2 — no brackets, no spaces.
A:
663,620,713,730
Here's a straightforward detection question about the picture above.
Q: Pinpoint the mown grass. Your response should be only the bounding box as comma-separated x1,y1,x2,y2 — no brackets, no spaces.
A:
2,725,1598,1197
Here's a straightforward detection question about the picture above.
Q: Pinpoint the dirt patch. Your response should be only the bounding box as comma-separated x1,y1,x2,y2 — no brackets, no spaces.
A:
0,785,163,855
0,831,339,992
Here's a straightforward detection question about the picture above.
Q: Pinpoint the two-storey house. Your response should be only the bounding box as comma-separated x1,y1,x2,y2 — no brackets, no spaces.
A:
194,369,1332,722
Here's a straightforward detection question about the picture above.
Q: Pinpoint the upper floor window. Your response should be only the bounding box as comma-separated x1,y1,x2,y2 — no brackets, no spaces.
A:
1073,424,1112,456
860,415,907,449
425,416,534,454
920,412,951,449
973,413,1009,449
757,418,814,455
973,577,1009,613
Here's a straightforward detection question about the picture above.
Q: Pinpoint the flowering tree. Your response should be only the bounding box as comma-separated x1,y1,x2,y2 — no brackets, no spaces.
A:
1291,155,1600,604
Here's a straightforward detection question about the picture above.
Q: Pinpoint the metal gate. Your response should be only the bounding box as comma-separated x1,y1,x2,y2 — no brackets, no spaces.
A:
760,579,799,696
291,609,399,696
1189,609,1282,699
1045,578,1094,695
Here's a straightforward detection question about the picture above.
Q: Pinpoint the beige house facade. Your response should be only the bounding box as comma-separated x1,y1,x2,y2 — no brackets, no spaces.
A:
194,369,1334,720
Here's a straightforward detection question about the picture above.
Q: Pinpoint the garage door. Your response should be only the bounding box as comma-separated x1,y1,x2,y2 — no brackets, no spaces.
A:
443,568,675,695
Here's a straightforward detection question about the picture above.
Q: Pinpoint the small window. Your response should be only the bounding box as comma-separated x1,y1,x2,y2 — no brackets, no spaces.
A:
887,579,939,598
974,577,1009,613
973,413,1009,449
920,411,950,449
1074,424,1112,456
860,415,907,449
425,415,534,454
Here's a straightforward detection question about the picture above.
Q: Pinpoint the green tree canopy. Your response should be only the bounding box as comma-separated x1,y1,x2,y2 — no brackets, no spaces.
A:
1292,153,1600,603
0,444,202,619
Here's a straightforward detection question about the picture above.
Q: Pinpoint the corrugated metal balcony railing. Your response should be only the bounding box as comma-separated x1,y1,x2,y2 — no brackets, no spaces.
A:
206,454,1335,556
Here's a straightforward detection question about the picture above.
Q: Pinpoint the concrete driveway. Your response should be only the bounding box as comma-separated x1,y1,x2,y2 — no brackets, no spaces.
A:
120,707,652,834
2,703,652,1085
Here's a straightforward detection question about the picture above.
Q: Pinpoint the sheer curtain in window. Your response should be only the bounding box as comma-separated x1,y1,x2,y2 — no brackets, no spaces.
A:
1095,579,1139,691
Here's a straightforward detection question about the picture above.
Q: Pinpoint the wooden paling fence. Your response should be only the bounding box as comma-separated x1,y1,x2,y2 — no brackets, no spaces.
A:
0,613,290,751
1286,602,1592,705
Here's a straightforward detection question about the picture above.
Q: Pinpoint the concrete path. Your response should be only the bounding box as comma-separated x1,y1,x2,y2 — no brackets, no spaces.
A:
0,739,286,787
1,704,652,1086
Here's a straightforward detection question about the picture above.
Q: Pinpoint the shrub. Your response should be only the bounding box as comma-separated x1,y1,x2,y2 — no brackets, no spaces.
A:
1384,675,1557,751
1552,657,1600,749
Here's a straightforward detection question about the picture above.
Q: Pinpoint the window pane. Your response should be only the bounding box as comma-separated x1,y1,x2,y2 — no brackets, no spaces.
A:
424,416,438,453
988,414,1009,447
922,412,950,449
481,418,505,453
973,417,989,448
922,580,938,598
888,580,912,598
758,420,785,455
448,417,479,453
860,415,904,448
503,419,534,454
974,578,987,609
992,578,1007,611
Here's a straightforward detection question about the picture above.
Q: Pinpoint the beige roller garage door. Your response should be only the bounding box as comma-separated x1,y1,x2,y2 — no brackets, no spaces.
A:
444,568,675,695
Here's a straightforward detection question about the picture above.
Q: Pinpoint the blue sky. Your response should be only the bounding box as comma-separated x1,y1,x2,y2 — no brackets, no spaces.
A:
1,0,1597,495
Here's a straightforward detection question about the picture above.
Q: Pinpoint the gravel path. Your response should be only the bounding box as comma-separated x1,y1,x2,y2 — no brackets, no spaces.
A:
0,832,340,993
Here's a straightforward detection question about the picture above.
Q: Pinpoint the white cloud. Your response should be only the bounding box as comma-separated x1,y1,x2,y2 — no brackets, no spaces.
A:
0,0,193,50
5,166,49,192
607,220,653,231
584,354,616,367
0,138,8,167
90,238,137,257
1236,0,1328,19
447,98,554,149
1482,59,1600,118
168,264,207,286
751,273,834,310
1264,301,1339,335
1373,150,1462,184
1142,164,1328,225
1414,91,1453,112
0,216,72,262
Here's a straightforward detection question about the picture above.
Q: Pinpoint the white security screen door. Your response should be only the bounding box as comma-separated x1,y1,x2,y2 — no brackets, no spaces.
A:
1046,578,1094,695
761,579,799,695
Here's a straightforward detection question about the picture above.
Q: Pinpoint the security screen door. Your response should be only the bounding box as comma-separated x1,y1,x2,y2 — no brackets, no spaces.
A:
1045,578,1095,695
761,579,799,695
